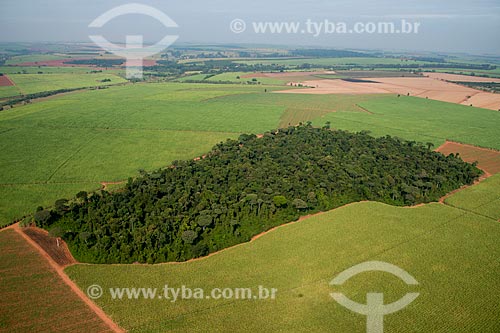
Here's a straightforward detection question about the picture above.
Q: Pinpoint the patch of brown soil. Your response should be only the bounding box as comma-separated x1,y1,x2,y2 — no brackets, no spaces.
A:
23,227,76,267
125,59,157,67
101,181,126,191
436,141,500,175
0,74,15,86
14,224,125,332
275,76,500,110
466,92,500,110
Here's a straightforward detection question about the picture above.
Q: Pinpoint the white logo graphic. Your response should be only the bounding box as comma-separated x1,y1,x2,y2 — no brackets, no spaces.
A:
230,19,247,34
330,261,419,333
89,3,179,79
87,284,103,300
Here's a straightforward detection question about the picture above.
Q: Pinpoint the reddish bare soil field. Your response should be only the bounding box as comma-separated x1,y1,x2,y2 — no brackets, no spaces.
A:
0,75,14,86
126,59,157,67
23,227,76,267
276,76,500,110
0,229,114,333
436,141,500,175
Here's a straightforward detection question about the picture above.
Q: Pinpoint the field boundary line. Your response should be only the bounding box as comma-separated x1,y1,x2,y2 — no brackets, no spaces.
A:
46,133,99,182
442,197,500,222
153,205,467,324
354,104,375,114
158,195,500,325
457,91,480,104
12,223,126,333
284,193,500,293
0,127,14,135
0,181,101,187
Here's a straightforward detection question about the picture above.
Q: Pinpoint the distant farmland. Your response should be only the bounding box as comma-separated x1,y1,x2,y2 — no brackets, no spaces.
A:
1,83,499,226
8,73,127,95
0,83,283,226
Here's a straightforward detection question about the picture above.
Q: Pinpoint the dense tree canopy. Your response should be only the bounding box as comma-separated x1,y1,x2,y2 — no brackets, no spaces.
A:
37,126,481,264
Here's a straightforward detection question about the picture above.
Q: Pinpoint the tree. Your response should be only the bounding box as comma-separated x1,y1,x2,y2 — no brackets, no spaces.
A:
49,226,65,247
192,243,208,258
181,230,197,244
34,210,51,227
79,231,92,245
38,126,481,264
197,215,213,229
76,191,88,202
292,199,308,211
307,191,317,204
54,199,69,215
273,195,287,207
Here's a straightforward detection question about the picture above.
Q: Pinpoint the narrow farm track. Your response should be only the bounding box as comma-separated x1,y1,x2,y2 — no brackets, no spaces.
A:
354,104,375,114
46,133,99,182
101,181,126,191
23,227,77,266
11,223,126,333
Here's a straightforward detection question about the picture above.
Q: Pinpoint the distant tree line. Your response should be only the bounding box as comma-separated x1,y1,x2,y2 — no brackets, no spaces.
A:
64,59,124,67
317,63,496,71
36,126,481,264
290,49,369,58
145,59,496,80
454,82,500,94
151,60,287,76
0,88,80,108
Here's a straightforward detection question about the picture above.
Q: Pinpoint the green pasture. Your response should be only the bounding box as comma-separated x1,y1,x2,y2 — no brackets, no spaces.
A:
178,72,288,85
0,85,21,99
236,57,431,67
0,66,105,74
444,174,500,220
314,96,500,150
5,54,68,65
8,73,127,95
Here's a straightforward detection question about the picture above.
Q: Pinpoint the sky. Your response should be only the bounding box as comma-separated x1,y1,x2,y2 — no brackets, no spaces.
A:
1,0,499,54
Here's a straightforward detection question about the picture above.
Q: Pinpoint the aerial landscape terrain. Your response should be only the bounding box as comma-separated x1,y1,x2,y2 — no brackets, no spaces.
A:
0,1,499,332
